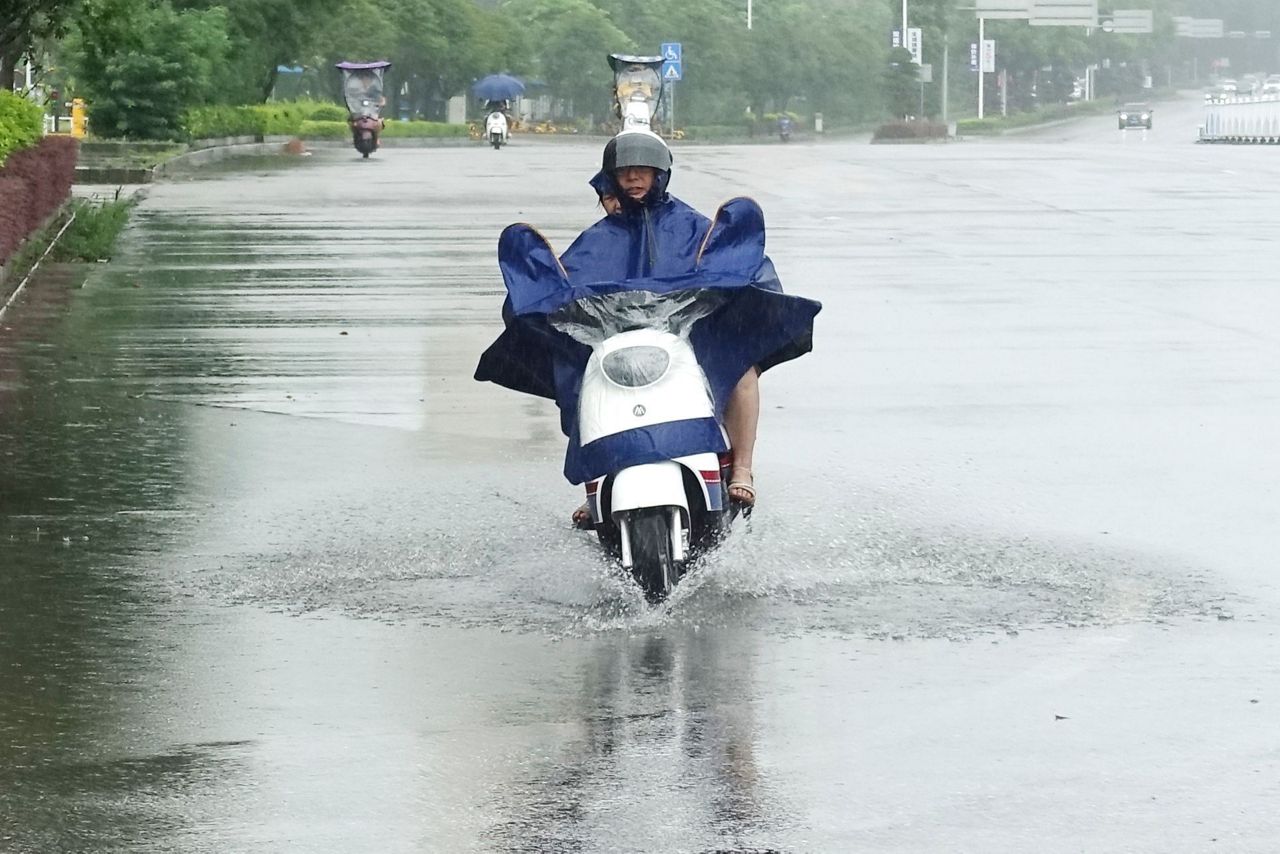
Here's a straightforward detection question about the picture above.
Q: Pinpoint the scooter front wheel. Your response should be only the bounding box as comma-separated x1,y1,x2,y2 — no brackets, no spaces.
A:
627,508,678,603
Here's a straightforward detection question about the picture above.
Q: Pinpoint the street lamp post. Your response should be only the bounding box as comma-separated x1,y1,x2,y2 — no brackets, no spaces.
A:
978,17,986,119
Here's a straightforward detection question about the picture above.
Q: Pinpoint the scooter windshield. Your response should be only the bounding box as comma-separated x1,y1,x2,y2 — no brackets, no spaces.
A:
341,68,385,117
549,288,725,348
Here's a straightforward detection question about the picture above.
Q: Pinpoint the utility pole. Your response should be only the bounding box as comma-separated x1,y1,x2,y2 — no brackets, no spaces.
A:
747,0,752,29
978,17,986,119
942,39,949,124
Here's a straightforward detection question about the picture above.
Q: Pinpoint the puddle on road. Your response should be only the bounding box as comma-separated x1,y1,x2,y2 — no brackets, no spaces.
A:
2,203,1228,650
187,480,1224,643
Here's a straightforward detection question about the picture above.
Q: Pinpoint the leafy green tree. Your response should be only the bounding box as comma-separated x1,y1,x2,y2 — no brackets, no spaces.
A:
882,46,919,119
172,0,348,102
0,0,79,90
593,0,891,127
502,0,634,124
592,0,749,124
70,0,231,138
391,0,512,116
306,0,397,103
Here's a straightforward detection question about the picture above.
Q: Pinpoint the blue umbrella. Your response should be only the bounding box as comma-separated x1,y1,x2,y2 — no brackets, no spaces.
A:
472,73,525,101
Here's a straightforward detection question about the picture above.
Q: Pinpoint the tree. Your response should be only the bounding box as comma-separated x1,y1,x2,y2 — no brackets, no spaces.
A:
0,0,79,90
70,0,231,138
501,0,633,124
174,0,348,102
882,47,920,119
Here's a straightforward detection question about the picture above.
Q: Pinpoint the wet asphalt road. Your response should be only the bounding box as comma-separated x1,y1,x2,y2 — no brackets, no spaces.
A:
3,94,1280,851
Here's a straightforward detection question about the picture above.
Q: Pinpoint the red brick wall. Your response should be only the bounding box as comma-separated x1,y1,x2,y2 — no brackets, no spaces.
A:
0,136,79,265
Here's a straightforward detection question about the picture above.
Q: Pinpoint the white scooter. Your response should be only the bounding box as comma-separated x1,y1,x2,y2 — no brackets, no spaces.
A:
550,289,737,602
485,111,508,149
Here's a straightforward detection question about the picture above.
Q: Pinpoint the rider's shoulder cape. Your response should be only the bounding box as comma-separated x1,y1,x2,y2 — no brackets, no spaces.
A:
560,192,709,282
474,197,822,483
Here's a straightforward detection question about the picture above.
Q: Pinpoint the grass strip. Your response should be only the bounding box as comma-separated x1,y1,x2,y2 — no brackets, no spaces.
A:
51,197,137,263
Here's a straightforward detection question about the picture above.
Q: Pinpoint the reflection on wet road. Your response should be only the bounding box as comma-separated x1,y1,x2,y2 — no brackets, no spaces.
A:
4,103,1280,850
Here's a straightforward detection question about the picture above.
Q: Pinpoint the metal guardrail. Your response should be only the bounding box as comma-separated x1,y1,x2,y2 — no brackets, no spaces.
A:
0,209,78,322
1200,94,1280,144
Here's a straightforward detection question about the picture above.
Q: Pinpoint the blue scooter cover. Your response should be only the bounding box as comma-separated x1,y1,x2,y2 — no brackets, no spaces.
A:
475,197,821,484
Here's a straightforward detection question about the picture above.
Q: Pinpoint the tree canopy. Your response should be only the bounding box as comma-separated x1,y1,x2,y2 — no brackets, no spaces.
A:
26,0,1275,138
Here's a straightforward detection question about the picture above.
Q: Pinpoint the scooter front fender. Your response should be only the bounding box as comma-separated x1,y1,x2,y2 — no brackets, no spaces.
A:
609,462,688,518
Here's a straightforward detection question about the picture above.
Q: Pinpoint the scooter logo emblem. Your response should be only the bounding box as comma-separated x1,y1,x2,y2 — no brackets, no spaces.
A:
633,404,646,417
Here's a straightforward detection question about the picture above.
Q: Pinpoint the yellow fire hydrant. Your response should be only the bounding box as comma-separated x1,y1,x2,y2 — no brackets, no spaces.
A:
70,98,88,138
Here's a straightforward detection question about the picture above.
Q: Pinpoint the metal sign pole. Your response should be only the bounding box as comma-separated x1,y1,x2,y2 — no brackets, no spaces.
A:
978,17,986,119
942,39,950,124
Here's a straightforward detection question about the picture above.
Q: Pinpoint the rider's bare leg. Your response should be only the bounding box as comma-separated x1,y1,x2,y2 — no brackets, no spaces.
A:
724,366,759,505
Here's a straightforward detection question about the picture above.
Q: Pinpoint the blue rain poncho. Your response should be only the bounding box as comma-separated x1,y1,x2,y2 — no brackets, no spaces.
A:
475,193,820,484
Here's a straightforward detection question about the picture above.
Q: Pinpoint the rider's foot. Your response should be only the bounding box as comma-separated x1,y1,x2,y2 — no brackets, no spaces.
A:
572,503,593,529
727,466,756,508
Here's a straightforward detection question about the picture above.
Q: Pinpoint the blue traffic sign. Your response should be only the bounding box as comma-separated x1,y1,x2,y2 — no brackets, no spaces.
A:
661,42,682,62
662,61,683,81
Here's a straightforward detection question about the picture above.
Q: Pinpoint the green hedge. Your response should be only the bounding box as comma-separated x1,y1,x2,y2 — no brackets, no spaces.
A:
681,124,751,141
181,100,354,141
298,119,468,139
383,120,466,138
0,91,44,167
182,105,263,139
956,99,1120,135
181,102,468,142
873,119,949,141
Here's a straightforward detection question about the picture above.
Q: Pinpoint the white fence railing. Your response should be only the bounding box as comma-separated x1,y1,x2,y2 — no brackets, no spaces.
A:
1200,95,1280,144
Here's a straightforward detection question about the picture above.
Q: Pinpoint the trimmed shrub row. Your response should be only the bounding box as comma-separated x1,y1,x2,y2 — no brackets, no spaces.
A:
0,136,79,265
681,124,752,141
181,99,350,141
0,91,44,168
297,120,468,139
955,99,1119,135
873,120,949,141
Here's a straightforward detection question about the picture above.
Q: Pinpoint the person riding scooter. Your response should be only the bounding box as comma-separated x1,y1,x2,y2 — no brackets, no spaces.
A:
565,131,765,511
484,109,509,148
336,60,391,158
476,130,818,520
777,114,794,142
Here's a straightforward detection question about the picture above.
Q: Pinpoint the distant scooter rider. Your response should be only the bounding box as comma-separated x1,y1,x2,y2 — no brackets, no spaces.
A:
484,109,509,145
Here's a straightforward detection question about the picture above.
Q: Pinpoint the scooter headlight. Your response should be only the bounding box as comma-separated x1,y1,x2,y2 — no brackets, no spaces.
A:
602,345,670,388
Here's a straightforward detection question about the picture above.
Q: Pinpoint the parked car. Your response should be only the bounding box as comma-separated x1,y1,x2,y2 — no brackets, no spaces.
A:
1118,102,1153,130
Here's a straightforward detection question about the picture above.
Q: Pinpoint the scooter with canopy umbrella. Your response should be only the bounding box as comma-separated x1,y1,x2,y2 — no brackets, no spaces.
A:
335,60,391,158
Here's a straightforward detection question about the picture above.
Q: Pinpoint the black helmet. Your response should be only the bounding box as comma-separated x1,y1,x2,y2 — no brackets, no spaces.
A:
603,130,672,173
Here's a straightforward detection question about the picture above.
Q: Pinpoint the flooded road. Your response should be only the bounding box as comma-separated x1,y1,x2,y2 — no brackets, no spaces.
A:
3,99,1280,851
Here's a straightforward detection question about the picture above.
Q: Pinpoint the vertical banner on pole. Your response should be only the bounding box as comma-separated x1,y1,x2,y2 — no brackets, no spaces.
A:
907,28,924,65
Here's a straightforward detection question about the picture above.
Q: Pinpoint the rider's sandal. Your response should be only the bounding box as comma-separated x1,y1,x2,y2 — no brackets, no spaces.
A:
571,503,593,530
727,467,756,513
